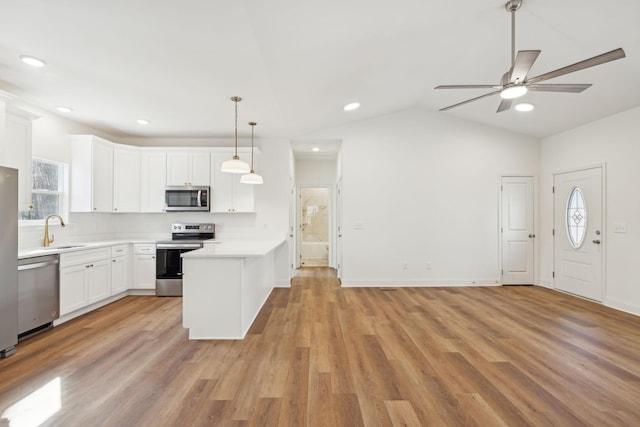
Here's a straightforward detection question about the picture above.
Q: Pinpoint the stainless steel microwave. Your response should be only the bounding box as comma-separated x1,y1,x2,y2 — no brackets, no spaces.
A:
164,186,210,212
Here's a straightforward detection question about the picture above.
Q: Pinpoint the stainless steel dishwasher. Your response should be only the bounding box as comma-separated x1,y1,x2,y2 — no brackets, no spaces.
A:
17,254,60,338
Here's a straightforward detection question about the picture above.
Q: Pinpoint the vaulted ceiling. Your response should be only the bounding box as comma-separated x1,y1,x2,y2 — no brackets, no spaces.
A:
1,0,638,141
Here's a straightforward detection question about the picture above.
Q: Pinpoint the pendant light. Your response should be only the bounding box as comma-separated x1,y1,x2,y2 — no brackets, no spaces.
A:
240,121,264,185
221,96,251,173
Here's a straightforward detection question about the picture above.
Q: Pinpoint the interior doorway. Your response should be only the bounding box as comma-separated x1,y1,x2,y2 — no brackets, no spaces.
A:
299,187,329,267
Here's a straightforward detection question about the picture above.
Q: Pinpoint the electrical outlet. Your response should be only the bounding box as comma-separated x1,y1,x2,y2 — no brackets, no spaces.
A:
403,262,409,270
426,261,432,270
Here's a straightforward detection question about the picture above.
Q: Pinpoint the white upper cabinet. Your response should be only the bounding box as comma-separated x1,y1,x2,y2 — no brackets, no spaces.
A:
211,151,256,213
113,145,141,212
4,112,35,211
70,135,114,212
140,150,167,212
166,151,210,186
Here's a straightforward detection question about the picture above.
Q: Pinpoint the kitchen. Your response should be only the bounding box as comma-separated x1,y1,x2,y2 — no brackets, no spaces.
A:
0,114,294,351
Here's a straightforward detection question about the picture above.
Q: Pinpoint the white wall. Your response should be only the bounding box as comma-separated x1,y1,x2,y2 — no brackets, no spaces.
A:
540,107,640,316
295,159,336,185
307,108,539,286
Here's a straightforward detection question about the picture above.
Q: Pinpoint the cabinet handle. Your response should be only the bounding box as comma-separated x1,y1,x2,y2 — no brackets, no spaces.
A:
112,259,116,263
114,208,118,211
152,256,155,259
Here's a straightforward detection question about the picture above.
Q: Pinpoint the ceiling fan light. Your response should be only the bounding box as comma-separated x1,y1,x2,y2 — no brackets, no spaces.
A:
240,171,264,185
500,85,528,99
221,156,250,173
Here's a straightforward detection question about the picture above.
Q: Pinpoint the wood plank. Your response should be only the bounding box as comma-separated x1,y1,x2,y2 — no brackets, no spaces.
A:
2,268,640,426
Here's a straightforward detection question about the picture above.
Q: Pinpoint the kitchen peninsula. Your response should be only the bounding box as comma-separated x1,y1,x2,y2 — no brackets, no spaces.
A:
181,239,286,339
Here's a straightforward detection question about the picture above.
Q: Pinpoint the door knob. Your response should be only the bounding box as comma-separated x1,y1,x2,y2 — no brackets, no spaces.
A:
528,234,536,238
592,239,601,244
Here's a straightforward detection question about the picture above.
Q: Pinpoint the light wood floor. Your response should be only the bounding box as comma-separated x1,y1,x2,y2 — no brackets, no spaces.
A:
2,268,640,426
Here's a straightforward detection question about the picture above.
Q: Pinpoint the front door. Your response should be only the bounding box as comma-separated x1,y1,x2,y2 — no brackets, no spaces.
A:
501,176,535,284
554,166,604,301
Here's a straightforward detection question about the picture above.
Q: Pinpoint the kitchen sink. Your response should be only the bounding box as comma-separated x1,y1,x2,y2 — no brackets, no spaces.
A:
51,245,87,249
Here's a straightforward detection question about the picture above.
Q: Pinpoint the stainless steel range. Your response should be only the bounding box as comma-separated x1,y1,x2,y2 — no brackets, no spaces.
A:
155,223,214,296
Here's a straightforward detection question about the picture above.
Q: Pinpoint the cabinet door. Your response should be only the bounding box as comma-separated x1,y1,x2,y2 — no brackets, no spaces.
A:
211,153,255,212
111,256,128,294
87,259,111,303
190,153,211,186
133,254,156,289
232,178,255,212
166,152,190,186
113,147,141,212
211,154,234,212
167,152,211,186
5,113,33,211
141,151,167,212
92,140,114,212
60,264,88,315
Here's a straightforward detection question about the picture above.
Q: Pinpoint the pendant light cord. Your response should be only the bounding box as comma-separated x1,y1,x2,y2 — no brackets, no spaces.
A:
234,98,239,158
249,122,256,170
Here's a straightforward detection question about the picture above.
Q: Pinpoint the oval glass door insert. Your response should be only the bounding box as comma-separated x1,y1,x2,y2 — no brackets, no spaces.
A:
566,186,587,248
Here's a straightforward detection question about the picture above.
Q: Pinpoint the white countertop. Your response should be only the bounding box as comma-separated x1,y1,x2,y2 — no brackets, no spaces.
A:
182,239,286,258
18,239,141,259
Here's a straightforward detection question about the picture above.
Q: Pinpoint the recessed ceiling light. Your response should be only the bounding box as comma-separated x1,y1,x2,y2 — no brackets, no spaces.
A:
137,119,150,125
343,102,360,111
55,106,73,113
515,103,534,112
312,147,320,152
19,55,46,67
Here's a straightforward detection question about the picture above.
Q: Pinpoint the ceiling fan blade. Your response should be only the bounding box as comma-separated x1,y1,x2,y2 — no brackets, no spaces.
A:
439,91,501,111
528,83,592,93
435,85,498,89
527,48,625,85
510,50,541,83
496,99,512,113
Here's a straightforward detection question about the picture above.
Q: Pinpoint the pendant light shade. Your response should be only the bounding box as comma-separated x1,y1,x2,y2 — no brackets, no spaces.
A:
221,96,250,174
240,172,264,184
240,121,264,185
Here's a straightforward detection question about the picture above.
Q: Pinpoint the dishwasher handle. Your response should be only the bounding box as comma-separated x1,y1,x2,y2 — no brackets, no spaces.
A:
18,259,59,271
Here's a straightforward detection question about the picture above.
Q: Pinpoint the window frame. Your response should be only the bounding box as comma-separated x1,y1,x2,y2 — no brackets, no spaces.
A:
19,157,69,226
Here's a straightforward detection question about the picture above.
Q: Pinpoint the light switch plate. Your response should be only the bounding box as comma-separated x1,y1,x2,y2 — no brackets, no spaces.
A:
613,223,627,233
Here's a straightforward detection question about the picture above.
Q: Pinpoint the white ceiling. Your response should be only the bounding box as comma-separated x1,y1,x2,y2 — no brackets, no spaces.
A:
1,0,638,146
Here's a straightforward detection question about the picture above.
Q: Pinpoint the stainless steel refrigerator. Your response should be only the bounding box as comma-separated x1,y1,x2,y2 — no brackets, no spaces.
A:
0,166,18,358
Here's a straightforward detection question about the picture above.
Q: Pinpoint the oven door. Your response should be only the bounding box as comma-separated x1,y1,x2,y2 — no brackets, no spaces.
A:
155,243,202,296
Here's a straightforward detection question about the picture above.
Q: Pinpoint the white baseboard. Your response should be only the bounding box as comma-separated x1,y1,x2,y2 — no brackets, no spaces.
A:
340,278,500,288
604,297,640,317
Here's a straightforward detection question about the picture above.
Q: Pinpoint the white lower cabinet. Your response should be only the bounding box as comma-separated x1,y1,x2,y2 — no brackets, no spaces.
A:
132,244,156,289
87,259,111,303
59,264,89,315
59,247,111,316
110,244,130,294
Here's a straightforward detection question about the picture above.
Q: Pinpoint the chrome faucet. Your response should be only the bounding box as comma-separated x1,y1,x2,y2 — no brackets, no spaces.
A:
44,214,66,247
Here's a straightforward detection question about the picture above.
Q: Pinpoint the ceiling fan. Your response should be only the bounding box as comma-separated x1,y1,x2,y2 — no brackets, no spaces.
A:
435,0,626,112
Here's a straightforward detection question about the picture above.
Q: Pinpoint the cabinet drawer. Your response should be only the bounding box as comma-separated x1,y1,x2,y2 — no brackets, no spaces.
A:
111,244,130,256
133,243,156,254
60,247,111,268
